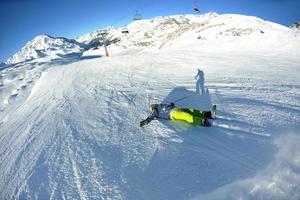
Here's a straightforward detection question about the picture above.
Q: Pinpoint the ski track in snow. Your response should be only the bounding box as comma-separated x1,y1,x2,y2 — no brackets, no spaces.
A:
0,13,300,199
0,48,299,199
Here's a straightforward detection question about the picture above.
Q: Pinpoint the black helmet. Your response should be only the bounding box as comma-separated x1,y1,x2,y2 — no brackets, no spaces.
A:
149,104,158,112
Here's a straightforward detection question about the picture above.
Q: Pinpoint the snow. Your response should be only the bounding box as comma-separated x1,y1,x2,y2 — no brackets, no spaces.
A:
0,13,300,200
193,133,300,200
5,35,84,65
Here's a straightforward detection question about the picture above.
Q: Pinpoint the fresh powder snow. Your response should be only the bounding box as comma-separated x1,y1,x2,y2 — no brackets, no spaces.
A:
0,13,300,200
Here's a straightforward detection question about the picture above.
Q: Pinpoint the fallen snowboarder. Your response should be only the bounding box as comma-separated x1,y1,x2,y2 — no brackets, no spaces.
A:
140,103,216,127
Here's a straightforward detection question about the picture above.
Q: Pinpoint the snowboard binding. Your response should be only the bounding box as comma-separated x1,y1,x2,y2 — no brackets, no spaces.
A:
211,105,217,119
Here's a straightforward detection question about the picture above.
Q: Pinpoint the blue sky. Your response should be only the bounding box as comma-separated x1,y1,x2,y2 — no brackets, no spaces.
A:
0,0,299,62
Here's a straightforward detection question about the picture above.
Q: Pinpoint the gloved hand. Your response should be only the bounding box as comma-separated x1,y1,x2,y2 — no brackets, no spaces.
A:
201,118,211,127
140,119,148,127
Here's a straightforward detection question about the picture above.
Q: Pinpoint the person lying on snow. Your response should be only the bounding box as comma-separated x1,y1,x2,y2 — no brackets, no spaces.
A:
140,103,216,127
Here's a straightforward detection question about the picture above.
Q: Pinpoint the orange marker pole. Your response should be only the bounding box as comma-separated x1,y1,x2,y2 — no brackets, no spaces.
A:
104,43,109,57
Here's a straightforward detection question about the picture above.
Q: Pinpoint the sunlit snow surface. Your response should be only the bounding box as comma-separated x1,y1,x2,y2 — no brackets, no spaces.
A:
0,13,300,200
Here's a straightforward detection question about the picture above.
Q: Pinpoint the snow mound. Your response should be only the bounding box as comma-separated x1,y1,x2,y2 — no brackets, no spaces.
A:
5,35,84,65
194,133,300,200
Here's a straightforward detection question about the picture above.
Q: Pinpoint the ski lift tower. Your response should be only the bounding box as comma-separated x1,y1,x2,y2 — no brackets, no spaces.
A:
193,1,200,14
133,10,143,21
99,30,109,57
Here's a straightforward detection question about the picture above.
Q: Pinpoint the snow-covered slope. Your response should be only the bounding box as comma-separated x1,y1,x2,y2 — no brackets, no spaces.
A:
77,12,300,52
1,13,300,200
5,13,300,65
5,35,84,65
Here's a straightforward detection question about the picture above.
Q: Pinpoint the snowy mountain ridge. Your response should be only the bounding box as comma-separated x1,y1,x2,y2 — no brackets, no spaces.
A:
5,34,84,65
77,12,299,52
4,12,300,65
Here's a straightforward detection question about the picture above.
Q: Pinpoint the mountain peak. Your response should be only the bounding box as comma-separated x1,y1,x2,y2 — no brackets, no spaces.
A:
5,34,84,65
5,13,297,65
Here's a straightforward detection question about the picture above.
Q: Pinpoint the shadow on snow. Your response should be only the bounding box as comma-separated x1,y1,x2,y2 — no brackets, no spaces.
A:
133,69,275,199
80,55,103,60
